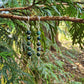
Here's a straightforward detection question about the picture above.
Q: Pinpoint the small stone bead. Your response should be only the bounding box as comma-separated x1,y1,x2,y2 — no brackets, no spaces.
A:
37,47,41,51
27,31,31,35
37,42,41,46
27,42,31,45
37,36,41,40
37,31,41,35
28,47,31,51
27,36,31,40
37,53,40,56
27,52,32,56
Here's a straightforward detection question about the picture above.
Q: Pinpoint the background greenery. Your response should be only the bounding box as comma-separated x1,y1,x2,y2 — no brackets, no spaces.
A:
0,0,84,84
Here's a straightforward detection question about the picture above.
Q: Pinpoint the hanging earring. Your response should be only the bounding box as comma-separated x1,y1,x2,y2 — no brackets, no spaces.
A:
37,16,41,57
27,16,32,57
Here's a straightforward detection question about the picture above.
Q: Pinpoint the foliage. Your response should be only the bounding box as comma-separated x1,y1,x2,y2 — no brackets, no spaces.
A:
69,23,84,49
0,0,84,84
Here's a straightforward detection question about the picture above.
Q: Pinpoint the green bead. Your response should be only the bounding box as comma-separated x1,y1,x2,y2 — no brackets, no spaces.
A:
27,52,32,56
27,36,31,40
37,36,41,40
37,47,41,51
27,31,31,35
28,47,31,51
27,42,31,45
37,53,40,56
37,42,41,46
37,31,41,35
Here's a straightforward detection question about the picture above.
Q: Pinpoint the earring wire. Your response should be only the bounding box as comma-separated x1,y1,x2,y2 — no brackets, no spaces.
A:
37,16,40,30
27,16,30,30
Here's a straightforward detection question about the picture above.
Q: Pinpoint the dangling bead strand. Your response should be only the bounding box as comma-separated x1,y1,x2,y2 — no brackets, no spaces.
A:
27,16,32,57
37,16,41,57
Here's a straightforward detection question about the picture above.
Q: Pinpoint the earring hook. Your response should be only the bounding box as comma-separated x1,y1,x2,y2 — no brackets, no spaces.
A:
28,16,30,22
27,16,30,30
37,16,40,30
38,16,40,22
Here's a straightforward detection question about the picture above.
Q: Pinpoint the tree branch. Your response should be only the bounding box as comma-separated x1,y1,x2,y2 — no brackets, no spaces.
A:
0,2,84,11
60,1,84,4
0,5,33,11
0,14,84,23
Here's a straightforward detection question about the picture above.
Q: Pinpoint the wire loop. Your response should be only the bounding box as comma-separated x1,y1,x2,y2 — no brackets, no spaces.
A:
37,16,40,30
27,16,30,30
38,16,40,21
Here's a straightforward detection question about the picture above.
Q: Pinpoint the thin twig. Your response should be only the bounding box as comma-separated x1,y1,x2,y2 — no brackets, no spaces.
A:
0,5,33,11
0,2,84,11
0,14,84,23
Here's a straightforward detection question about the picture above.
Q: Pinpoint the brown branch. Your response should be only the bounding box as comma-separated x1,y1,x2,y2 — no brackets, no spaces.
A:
0,5,33,11
72,2,84,4
0,1,84,11
0,14,84,23
60,2,84,4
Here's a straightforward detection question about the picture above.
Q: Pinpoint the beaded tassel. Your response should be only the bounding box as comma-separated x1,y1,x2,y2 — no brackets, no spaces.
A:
37,16,41,57
27,16,32,57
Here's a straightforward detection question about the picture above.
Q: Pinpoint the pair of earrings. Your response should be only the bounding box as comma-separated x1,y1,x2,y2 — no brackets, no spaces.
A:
26,16,41,57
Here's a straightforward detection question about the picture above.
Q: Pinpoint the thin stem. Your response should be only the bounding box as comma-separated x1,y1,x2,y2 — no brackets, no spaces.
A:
0,5,33,11
0,14,84,23
0,2,84,11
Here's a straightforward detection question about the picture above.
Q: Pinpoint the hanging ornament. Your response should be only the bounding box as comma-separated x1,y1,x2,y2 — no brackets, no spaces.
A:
36,16,41,57
26,16,32,57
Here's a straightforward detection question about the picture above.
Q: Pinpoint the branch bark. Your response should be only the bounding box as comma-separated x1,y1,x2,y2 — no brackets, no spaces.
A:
0,5,33,11
0,2,84,11
0,14,84,23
